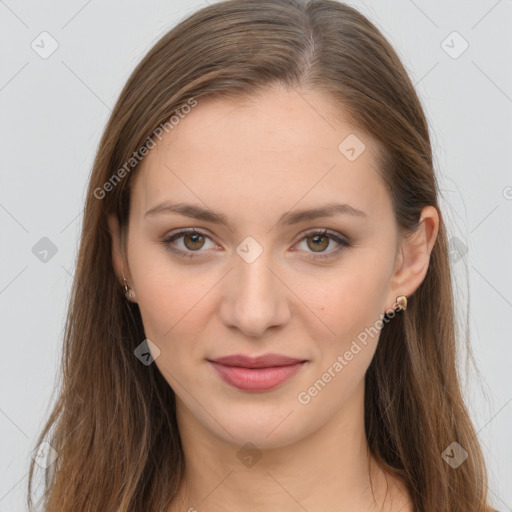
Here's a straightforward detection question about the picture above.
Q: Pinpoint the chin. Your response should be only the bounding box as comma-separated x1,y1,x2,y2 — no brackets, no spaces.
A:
207,407,311,450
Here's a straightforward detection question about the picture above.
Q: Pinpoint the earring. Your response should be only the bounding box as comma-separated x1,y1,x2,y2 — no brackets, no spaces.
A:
395,295,407,311
122,272,135,301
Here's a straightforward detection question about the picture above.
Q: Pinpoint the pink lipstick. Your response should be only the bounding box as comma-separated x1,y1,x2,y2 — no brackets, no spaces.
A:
207,353,307,392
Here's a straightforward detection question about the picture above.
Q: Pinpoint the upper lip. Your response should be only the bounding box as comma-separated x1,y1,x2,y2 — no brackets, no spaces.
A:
208,353,306,368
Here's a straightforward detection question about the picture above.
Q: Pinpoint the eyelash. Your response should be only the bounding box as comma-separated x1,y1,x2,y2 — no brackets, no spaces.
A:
160,228,351,261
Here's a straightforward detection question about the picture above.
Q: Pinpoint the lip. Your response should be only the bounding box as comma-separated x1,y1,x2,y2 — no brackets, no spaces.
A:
209,353,306,368
207,353,308,392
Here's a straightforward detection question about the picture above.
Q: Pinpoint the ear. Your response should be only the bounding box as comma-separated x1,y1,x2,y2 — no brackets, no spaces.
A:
385,205,440,312
107,213,133,293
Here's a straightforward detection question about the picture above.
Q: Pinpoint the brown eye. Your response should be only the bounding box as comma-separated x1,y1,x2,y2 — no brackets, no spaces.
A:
294,229,351,260
182,231,206,251
162,229,216,258
306,233,330,252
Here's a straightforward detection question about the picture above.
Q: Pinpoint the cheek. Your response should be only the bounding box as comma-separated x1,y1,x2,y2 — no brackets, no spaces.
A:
129,243,207,342
298,269,388,410
137,278,208,349
307,256,391,355
321,269,387,322
133,265,208,386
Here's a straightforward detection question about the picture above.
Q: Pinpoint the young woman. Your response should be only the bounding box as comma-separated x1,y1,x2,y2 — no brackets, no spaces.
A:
27,1,498,510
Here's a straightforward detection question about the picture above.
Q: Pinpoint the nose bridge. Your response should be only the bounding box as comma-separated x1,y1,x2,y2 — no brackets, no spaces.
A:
221,244,290,336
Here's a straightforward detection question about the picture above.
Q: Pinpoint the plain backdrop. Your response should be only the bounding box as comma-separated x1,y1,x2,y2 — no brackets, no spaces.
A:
1,0,511,510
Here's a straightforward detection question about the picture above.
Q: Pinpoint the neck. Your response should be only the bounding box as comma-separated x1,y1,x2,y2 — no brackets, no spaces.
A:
167,379,412,512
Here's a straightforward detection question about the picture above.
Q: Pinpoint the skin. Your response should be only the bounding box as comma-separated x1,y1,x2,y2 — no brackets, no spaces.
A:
108,83,439,511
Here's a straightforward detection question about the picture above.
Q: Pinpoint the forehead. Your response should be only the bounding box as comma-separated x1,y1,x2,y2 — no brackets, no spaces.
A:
150,86,370,160
129,85,390,223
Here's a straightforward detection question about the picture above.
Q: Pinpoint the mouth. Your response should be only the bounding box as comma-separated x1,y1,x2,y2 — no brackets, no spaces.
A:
208,353,307,368
207,354,308,392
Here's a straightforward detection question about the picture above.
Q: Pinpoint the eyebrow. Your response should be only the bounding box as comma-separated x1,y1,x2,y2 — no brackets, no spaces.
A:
144,201,368,227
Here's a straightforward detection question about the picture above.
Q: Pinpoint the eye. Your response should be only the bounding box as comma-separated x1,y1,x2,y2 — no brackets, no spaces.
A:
292,229,351,260
161,229,217,260
161,228,351,260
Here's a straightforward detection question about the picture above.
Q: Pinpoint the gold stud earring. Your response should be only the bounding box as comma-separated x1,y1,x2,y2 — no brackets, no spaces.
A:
396,295,407,311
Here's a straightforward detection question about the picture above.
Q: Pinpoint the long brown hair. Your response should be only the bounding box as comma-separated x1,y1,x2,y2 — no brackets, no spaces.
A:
27,1,497,510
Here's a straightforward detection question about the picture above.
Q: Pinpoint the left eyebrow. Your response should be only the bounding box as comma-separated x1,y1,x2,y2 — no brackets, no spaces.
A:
278,202,368,225
144,201,368,228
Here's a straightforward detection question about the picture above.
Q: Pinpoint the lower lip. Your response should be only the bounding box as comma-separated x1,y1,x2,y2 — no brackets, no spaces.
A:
208,361,306,391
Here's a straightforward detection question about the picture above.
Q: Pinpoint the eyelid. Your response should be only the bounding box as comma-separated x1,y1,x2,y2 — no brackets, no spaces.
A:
295,227,349,244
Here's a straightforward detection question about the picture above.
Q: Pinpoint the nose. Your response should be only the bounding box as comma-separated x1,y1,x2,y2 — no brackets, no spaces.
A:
219,251,291,338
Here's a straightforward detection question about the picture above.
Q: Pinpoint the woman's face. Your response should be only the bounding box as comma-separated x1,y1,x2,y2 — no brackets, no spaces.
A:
109,84,433,449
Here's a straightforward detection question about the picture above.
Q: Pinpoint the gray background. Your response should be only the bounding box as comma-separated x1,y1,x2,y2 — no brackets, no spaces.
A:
1,0,511,510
